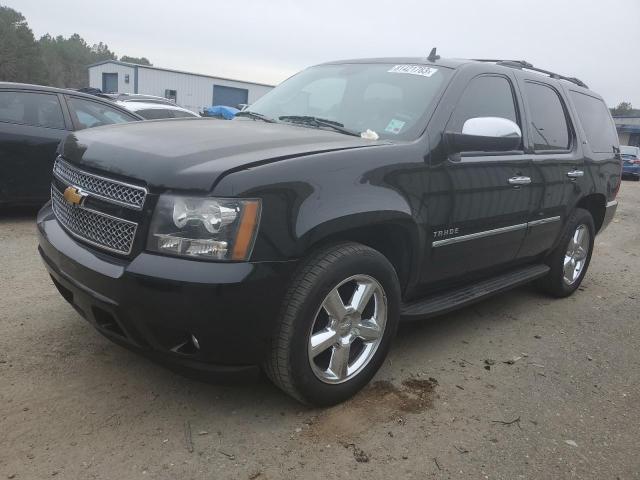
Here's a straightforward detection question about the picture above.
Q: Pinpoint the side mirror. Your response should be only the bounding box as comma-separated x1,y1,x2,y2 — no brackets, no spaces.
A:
444,117,522,154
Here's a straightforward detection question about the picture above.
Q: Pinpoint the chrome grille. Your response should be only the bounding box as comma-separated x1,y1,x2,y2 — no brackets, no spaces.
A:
51,187,138,255
53,158,147,210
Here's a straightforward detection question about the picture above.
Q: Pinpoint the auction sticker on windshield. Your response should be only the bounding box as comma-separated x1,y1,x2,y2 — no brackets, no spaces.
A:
385,119,406,134
388,65,438,77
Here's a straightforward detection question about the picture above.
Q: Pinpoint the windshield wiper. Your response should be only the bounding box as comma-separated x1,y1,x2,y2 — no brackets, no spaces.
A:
235,110,277,123
278,115,361,137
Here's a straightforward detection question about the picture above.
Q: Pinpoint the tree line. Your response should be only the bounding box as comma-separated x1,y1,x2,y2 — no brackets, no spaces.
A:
0,4,152,89
610,102,640,117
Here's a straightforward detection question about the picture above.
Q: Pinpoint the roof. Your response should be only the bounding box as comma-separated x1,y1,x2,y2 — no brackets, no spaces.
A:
0,82,107,98
87,60,275,88
116,101,198,115
320,57,468,69
319,57,592,90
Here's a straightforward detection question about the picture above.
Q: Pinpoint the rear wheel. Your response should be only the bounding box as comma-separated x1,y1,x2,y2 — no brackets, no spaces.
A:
535,208,595,297
264,242,400,406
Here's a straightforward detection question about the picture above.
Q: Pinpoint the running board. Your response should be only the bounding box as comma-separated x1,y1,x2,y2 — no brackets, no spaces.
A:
400,264,550,321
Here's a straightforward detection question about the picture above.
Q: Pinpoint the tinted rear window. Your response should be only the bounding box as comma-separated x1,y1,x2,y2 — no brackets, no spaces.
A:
524,82,571,151
0,91,65,129
570,91,618,153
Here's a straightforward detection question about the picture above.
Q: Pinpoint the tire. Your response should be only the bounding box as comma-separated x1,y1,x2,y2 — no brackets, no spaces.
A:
263,242,400,406
535,208,595,298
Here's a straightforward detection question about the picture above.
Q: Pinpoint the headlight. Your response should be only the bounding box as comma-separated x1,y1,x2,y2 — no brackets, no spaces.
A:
147,195,261,261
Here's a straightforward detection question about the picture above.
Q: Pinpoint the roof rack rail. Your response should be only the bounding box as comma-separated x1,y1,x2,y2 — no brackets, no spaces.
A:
472,59,588,89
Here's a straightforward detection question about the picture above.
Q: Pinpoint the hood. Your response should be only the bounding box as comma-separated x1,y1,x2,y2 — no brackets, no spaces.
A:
60,118,387,192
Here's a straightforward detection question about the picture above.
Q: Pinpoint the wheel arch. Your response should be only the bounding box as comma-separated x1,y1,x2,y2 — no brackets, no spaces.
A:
298,213,421,297
576,193,606,233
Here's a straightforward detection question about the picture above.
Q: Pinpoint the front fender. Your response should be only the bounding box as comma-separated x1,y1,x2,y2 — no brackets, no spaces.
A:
212,142,429,268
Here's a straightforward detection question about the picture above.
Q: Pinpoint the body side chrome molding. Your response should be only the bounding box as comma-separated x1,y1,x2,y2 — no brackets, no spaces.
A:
527,216,561,227
432,223,527,247
432,215,562,248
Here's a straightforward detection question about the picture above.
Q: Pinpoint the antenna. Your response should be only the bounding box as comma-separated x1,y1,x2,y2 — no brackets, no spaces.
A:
427,47,440,62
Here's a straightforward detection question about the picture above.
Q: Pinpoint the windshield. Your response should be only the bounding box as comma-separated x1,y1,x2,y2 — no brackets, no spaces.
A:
244,63,453,140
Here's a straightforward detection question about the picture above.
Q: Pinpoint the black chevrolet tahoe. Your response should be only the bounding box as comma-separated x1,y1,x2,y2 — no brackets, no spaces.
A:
37,56,621,405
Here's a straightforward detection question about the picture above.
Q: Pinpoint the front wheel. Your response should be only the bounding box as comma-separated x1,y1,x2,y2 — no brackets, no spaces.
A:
535,208,595,297
263,242,400,406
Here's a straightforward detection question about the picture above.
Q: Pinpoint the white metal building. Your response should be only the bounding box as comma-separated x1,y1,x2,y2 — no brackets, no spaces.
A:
88,60,274,113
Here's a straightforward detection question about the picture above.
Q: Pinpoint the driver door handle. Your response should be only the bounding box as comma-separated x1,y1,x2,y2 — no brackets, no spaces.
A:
508,176,531,186
567,170,584,179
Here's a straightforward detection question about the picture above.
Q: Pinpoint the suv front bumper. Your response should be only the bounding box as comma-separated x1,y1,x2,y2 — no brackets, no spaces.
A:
36,203,298,373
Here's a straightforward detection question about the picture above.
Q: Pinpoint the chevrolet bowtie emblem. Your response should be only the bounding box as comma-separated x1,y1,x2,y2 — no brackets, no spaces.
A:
63,186,88,206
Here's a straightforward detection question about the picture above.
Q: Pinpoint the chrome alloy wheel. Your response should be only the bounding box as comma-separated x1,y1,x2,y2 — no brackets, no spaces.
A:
563,224,590,286
307,275,387,384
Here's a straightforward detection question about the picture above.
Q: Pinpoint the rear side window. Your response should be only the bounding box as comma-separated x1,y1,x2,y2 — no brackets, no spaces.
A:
524,82,571,151
0,91,65,129
67,97,135,129
171,110,197,118
137,108,173,120
448,75,519,132
570,91,618,153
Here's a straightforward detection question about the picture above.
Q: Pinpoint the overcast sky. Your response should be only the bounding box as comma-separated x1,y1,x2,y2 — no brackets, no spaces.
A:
6,0,639,106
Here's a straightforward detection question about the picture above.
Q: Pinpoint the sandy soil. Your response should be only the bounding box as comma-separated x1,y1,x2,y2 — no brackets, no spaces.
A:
1,182,639,479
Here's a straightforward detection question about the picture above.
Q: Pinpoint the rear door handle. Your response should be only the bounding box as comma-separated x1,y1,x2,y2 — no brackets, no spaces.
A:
567,170,584,179
508,176,531,186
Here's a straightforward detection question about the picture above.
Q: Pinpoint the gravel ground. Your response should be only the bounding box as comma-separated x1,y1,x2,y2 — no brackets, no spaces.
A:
1,182,639,480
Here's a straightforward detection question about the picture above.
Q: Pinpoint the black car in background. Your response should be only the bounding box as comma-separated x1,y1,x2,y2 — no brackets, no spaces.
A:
0,83,142,207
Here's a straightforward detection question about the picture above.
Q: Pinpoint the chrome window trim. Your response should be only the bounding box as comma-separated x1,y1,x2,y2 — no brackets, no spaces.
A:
53,157,148,210
51,187,138,255
432,223,527,247
528,216,561,227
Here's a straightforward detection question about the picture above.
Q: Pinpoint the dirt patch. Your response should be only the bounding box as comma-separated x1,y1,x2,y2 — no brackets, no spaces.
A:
304,377,437,443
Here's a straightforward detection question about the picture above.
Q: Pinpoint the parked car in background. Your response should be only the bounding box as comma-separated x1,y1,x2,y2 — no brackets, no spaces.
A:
37,56,620,405
117,101,200,120
0,83,142,207
99,93,177,106
621,145,640,180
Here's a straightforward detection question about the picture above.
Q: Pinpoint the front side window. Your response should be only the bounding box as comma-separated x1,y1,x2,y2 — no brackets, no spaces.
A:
246,63,453,140
67,97,135,130
524,82,571,151
570,91,617,153
0,91,65,129
447,75,519,133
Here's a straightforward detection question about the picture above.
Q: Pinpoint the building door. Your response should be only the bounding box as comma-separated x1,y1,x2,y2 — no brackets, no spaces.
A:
212,85,248,108
102,73,118,93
